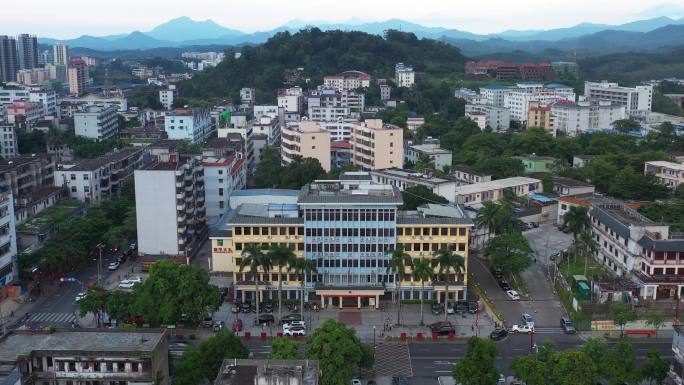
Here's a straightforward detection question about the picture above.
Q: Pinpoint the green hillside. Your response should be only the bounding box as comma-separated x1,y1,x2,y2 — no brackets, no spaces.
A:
177,29,468,101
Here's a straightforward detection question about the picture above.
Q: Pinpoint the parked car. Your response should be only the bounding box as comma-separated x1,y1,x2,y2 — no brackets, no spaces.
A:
489,328,509,341
202,317,214,327
213,320,225,331
367,381,377,385
283,325,306,336
256,314,275,325
498,279,512,291
510,324,534,334
283,320,306,329
392,377,409,385
116,254,126,263
107,261,120,271
431,303,444,315
506,290,520,300
263,303,274,313
75,292,87,302
446,302,455,314
280,313,302,325
118,281,135,289
430,321,455,336
492,267,503,279
560,316,577,334
523,223,533,231
352,380,362,385
241,302,252,313
531,222,539,228
521,313,534,327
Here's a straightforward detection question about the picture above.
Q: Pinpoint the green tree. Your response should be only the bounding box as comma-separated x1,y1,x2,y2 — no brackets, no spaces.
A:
239,245,273,323
386,245,413,325
272,337,300,359
289,258,317,317
172,348,204,385
432,248,465,321
641,349,669,385
581,338,609,378
267,244,296,320
610,301,636,338
549,349,598,385
485,233,533,275
452,337,499,385
254,146,284,188
542,173,554,194
401,185,449,210
645,309,666,338
612,119,641,133
604,341,639,385
412,257,434,326
413,153,436,171
511,355,549,385
172,331,248,385
306,320,367,385
562,206,590,240
475,201,521,237
129,260,221,325
475,201,501,239
78,286,108,317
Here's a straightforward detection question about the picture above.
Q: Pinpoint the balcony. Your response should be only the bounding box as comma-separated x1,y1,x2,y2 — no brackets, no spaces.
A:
176,204,184,211
176,193,184,200
176,181,183,188
178,237,186,245
177,225,187,234
185,184,193,192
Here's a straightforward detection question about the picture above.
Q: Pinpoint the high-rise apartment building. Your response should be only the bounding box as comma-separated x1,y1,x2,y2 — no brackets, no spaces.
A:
67,58,87,96
395,63,415,88
52,43,69,66
351,119,403,171
0,192,18,290
16,34,38,70
73,105,119,140
164,108,212,144
281,121,332,172
0,36,18,82
134,154,206,259
584,81,652,116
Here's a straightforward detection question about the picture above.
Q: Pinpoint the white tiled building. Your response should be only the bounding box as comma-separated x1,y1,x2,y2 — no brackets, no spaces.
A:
0,192,18,289
454,176,542,207
395,63,415,88
503,83,575,123
584,81,653,116
550,100,626,136
644,160,684,189
203,156,247,224
73,105,119,140
464,104,510,132
164,108,212,144
0,125,18,158
322,71,371,91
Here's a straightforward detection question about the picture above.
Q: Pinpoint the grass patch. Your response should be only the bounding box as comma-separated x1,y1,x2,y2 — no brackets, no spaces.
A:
17,199,82,232
471,283,504,323
554,280,591,331
558,253,609,282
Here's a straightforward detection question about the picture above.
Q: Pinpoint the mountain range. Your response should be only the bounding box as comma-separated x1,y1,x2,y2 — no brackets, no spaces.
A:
37,15,684,55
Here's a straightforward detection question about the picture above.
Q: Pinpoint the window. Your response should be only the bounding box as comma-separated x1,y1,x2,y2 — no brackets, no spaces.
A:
83,174,89,180
219,201,224,209
70,173,76,180
217,239,224,246
218,188,224,196
71,186,77,192
84,186,90,193
235,227,242,235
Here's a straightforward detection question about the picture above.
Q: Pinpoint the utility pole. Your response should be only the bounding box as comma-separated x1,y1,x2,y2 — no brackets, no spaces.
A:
96,243,104,286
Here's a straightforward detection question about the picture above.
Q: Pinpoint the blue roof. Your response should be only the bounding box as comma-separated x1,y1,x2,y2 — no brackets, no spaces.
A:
530,194,556,203
231,189,300,197
545,83,572,89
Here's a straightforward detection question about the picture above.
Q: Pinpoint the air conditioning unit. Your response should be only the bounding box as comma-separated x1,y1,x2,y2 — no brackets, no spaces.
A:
285,236,290,239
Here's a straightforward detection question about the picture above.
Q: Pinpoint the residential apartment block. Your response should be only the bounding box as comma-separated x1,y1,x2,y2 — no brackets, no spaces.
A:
451,165,492,186
135,154,206,258
74,105,119,140
584,81,652,116
55,148,143,202
0,154,56,198
0,330,169,385
281,121,332,172
323,71,371,91
0,125,18,158
453,176,542,207
504,83,575,123
164,108,212,144
527,101,552,131
0,36,18,82
351,119,403,171
0,192,18,290
209,173,473,307
203,156,247,224
644,160,684,189
550,100,626,136
277,87,304,114
464,104,510,132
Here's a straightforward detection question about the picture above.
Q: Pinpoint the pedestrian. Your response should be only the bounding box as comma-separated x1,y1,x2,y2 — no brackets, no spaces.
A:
471,325,474,332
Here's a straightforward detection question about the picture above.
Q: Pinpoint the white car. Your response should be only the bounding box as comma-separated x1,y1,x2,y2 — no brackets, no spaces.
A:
118,278,141,289
506,290,520,300
75,292,87,302
108,261,120,271
510,324,534,334
283,325,306,336
352,380,362,385
283,320,306,329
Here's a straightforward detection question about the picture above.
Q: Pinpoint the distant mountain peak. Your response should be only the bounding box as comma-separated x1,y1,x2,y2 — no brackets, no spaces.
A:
146,16,245,42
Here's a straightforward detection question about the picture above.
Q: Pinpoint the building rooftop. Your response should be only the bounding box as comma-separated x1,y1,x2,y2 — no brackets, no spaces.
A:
408,144,452,155
454,177,541,195
451,164,489,177
331,141,352,149
213,359,319,385
514,155,557,162
0,330,165,361
371,168,455,186
299,180,402,205
230,189,301,197
0,154,53,173
60,148,142,171
645,160,684,171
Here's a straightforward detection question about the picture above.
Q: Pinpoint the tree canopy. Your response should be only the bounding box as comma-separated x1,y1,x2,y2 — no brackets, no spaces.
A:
172,331,248,385
452,337,499,385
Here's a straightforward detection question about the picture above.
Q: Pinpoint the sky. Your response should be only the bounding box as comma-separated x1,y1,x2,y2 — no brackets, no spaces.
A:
1,0,684,38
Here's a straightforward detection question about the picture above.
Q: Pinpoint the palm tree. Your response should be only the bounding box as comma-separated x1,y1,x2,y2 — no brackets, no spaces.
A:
412,258,434,326
576,229,599,276
239,245,272,325
475,201,501,237
386,245,413,326
562,206,591,242
432,248,465,321
289,258,318,317
267,244,296,320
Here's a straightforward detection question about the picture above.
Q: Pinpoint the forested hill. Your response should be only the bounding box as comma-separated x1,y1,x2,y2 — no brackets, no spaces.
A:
177,29,467,99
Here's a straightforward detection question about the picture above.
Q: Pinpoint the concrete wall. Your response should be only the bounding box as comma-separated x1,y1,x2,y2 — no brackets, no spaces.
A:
135,170,179,256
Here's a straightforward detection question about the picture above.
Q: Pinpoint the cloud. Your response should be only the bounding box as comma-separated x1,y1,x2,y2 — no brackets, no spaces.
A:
636,3,684,18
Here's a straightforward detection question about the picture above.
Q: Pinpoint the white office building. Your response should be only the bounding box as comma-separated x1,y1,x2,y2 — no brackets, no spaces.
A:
395,63,415,88
159,85,176,110
203,156,247,224
504,83,575,123
74,105,119,140
464,104,511,132
277,87,303,114
584,81,653,116
165,108,212,143
405,143,453,171
479,85,510,107
550,100,626,136
29,89,57,117
0,125,18,158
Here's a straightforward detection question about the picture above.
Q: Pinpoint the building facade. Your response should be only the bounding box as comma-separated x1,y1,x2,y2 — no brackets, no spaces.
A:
73,105,119,140
504,83,576,123
0,192,18,290
453,176,542,207
164,108,212,144
405,143,453,171
351,119,403,171
16,34,38,70
322,71,371,91
395,63,415,88
464,104,510,132
281,121,332,172
584,81,652,116
550,100,626,136
0,36,18,82
370,168,457,202
644,161,684,189
209,174,472,307
135,154,206,258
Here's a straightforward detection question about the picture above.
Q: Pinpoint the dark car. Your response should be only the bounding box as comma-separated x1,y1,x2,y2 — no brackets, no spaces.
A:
202,316,213,327
241,302,252,313
430,321,455,336
256,314,275,325
560,316,577,334
467,300,478,314
263,303,274,313
279,313,303,325
492,267,503,279
431,303,444,315
498,280,512,291
392,377,409,385
489,328,509,341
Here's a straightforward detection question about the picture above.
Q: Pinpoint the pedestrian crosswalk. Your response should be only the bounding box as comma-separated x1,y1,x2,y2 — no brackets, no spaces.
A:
532,327,564,334
26,312,77,325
